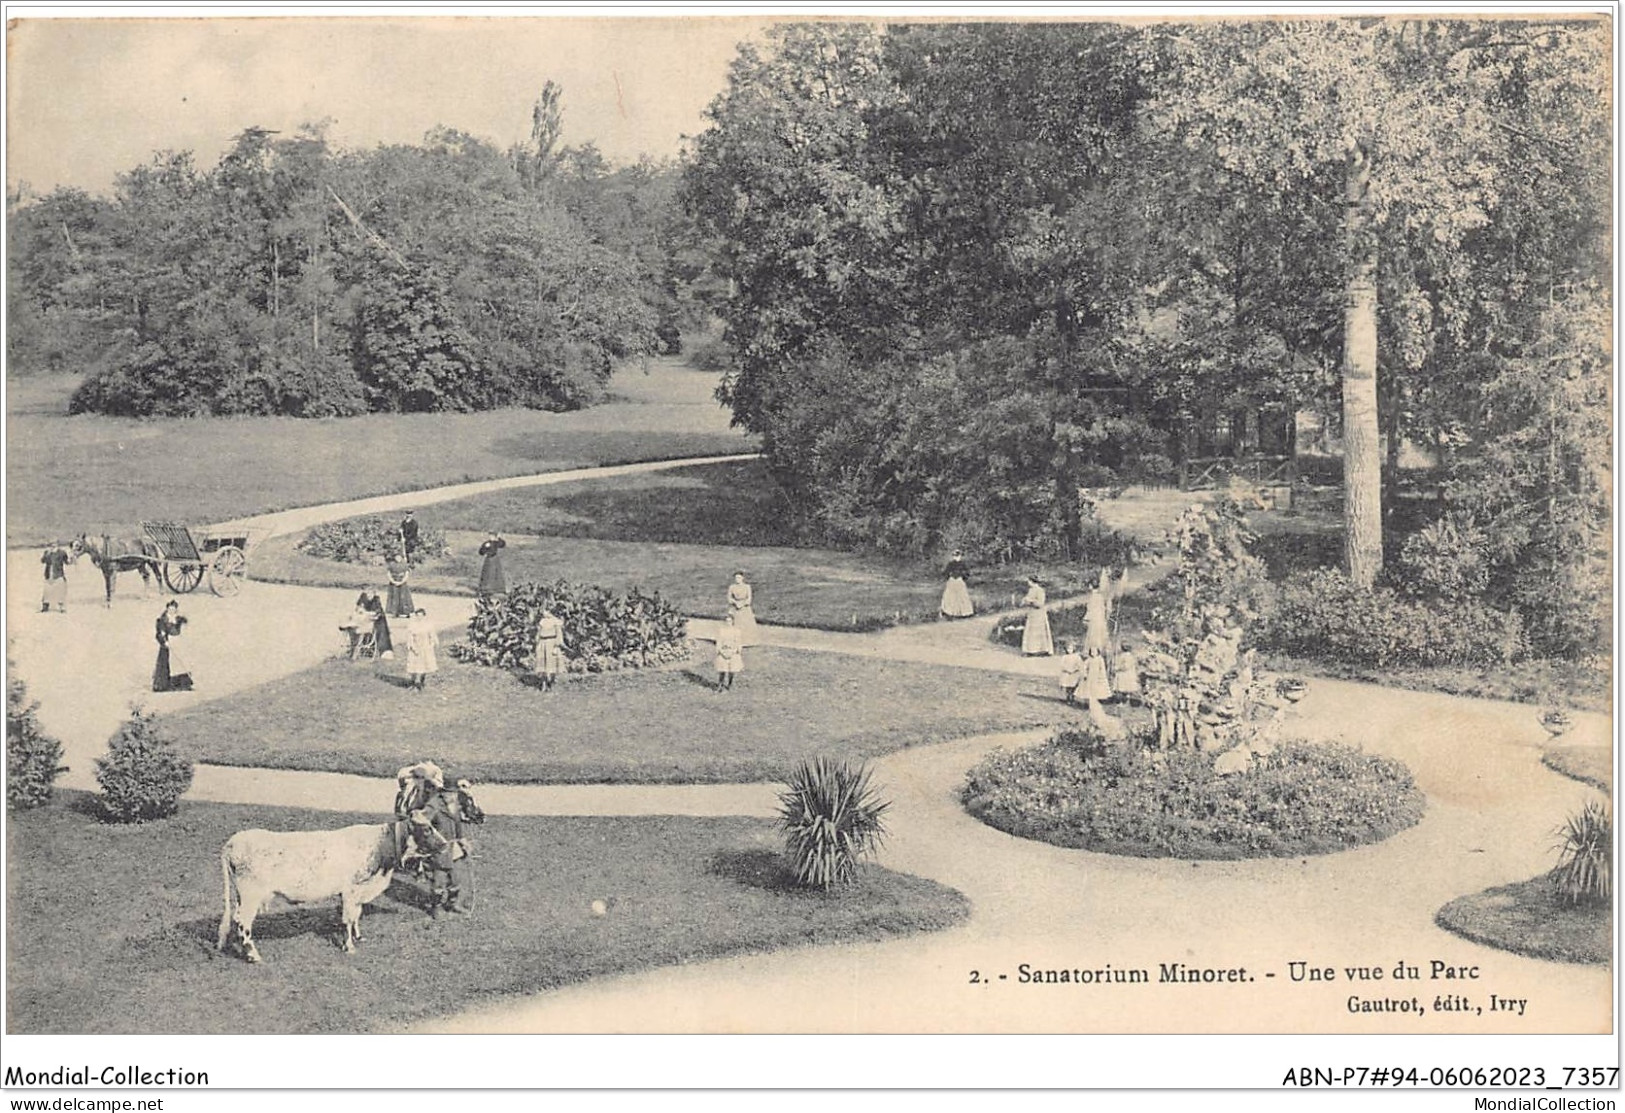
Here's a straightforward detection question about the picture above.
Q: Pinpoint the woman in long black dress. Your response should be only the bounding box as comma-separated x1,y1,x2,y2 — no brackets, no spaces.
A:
385,553,415,618
153,600,193,692
477,533,508,597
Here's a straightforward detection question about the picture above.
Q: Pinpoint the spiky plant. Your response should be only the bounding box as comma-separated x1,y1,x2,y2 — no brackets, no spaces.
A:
1552,801,1612,907
778,757,890,890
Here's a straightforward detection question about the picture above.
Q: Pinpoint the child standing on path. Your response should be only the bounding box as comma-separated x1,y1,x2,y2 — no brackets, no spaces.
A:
1057,641,1084,704
405,608,439,691
1113,641,1141,705
533,605,565,691
1082,645,1113,710
714,613,744,691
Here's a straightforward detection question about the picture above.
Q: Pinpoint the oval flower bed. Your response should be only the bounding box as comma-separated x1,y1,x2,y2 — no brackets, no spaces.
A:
962,728,1426,859
449,578,691,673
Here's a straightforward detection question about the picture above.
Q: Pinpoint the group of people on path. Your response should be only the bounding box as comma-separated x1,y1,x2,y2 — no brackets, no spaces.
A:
936,552,1143,713
332,511,441,690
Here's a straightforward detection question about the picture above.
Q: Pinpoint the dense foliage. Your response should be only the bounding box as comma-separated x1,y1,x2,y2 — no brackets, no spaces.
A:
962,730,1425,858
449,579,690,674
684,18,1609,642
11,91,701,416
1265,567,1526,668
778,756,890,890
94,708,194,822
297,516,450,566
7,674,67,811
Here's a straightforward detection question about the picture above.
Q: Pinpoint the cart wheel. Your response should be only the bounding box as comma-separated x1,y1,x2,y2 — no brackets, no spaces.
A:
209,546,247,597
163,561,204,594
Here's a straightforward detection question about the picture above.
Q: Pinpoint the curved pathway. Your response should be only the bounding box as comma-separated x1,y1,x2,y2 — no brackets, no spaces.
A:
420,687,1611,1035
5,468,1611,1035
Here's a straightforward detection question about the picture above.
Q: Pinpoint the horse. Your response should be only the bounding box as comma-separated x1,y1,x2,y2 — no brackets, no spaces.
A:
71,533,162,605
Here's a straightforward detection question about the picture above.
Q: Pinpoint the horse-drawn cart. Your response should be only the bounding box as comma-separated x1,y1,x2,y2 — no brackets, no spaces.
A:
140,521,256,597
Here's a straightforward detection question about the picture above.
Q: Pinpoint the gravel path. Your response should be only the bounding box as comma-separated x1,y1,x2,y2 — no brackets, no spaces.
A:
6,467,1610,1035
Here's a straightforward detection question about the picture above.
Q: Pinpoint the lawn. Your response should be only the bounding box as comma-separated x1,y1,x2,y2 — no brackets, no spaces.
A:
252,458,1103,630
1434,876,1610,966
429,457,801,548
155,647,1086,783
5,359,754,546
5,792,969,1033
1542,745,1612,793
256,530,1070,632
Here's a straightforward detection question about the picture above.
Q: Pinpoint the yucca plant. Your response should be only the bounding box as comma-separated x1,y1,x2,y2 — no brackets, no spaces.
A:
1552,801,1612,907
778,757,890,890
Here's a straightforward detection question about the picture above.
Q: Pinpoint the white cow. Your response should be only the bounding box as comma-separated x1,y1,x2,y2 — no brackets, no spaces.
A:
218,823,404,963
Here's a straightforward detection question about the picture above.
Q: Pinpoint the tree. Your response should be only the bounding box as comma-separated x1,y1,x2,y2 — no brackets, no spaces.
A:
56,90,666,416
1143,16,1608,588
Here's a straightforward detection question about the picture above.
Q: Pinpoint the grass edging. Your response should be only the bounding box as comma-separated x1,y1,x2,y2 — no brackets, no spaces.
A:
1434,876,1610,966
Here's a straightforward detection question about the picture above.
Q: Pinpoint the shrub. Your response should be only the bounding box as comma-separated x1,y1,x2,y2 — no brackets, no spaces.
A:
962,734,1425,859
297,516,450,567
1396,515,1489,601
686,334,734,373
778,757,890,890
94,709,194,823
1551,802,1611,908
7,674,67,811
1264,567,1526,668
449,579,691,673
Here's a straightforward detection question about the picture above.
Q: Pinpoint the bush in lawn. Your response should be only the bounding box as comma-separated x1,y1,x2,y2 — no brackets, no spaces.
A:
1264,567,1525,668
94,708,194,823
1551,802,1611,908
296,516,450,567
7,674,67,811
962,732,1424,859
449,579,690,673
778,757,890,890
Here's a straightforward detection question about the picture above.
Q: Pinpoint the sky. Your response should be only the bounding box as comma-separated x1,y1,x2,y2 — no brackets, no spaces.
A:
5,13,783,197
7,4,1606,198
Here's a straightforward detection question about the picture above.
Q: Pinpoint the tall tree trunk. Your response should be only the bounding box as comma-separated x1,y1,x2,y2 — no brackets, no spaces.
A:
1341,143,1383,588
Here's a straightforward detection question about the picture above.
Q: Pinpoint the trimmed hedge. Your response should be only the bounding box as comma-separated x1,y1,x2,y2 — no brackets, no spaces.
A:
962,729,1426,859
1262,568,1525,668
449,579,690,674
297,516,450,566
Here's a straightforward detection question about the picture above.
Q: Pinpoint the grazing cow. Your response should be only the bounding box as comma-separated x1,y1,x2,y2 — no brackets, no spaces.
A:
217,822,407,963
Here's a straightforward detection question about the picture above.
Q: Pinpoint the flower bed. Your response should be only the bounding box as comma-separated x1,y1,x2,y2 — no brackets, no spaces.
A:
297,515,450,566
448,579,690,673
962,729,1425,859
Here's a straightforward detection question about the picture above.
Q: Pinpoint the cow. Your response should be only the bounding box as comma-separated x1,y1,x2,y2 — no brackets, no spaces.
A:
217,822,408,964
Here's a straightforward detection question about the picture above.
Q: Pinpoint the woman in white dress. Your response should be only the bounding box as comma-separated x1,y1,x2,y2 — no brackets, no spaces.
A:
726,572,759,646
1083,586,1110,655
939,550,975,619
1020,577,1054,657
